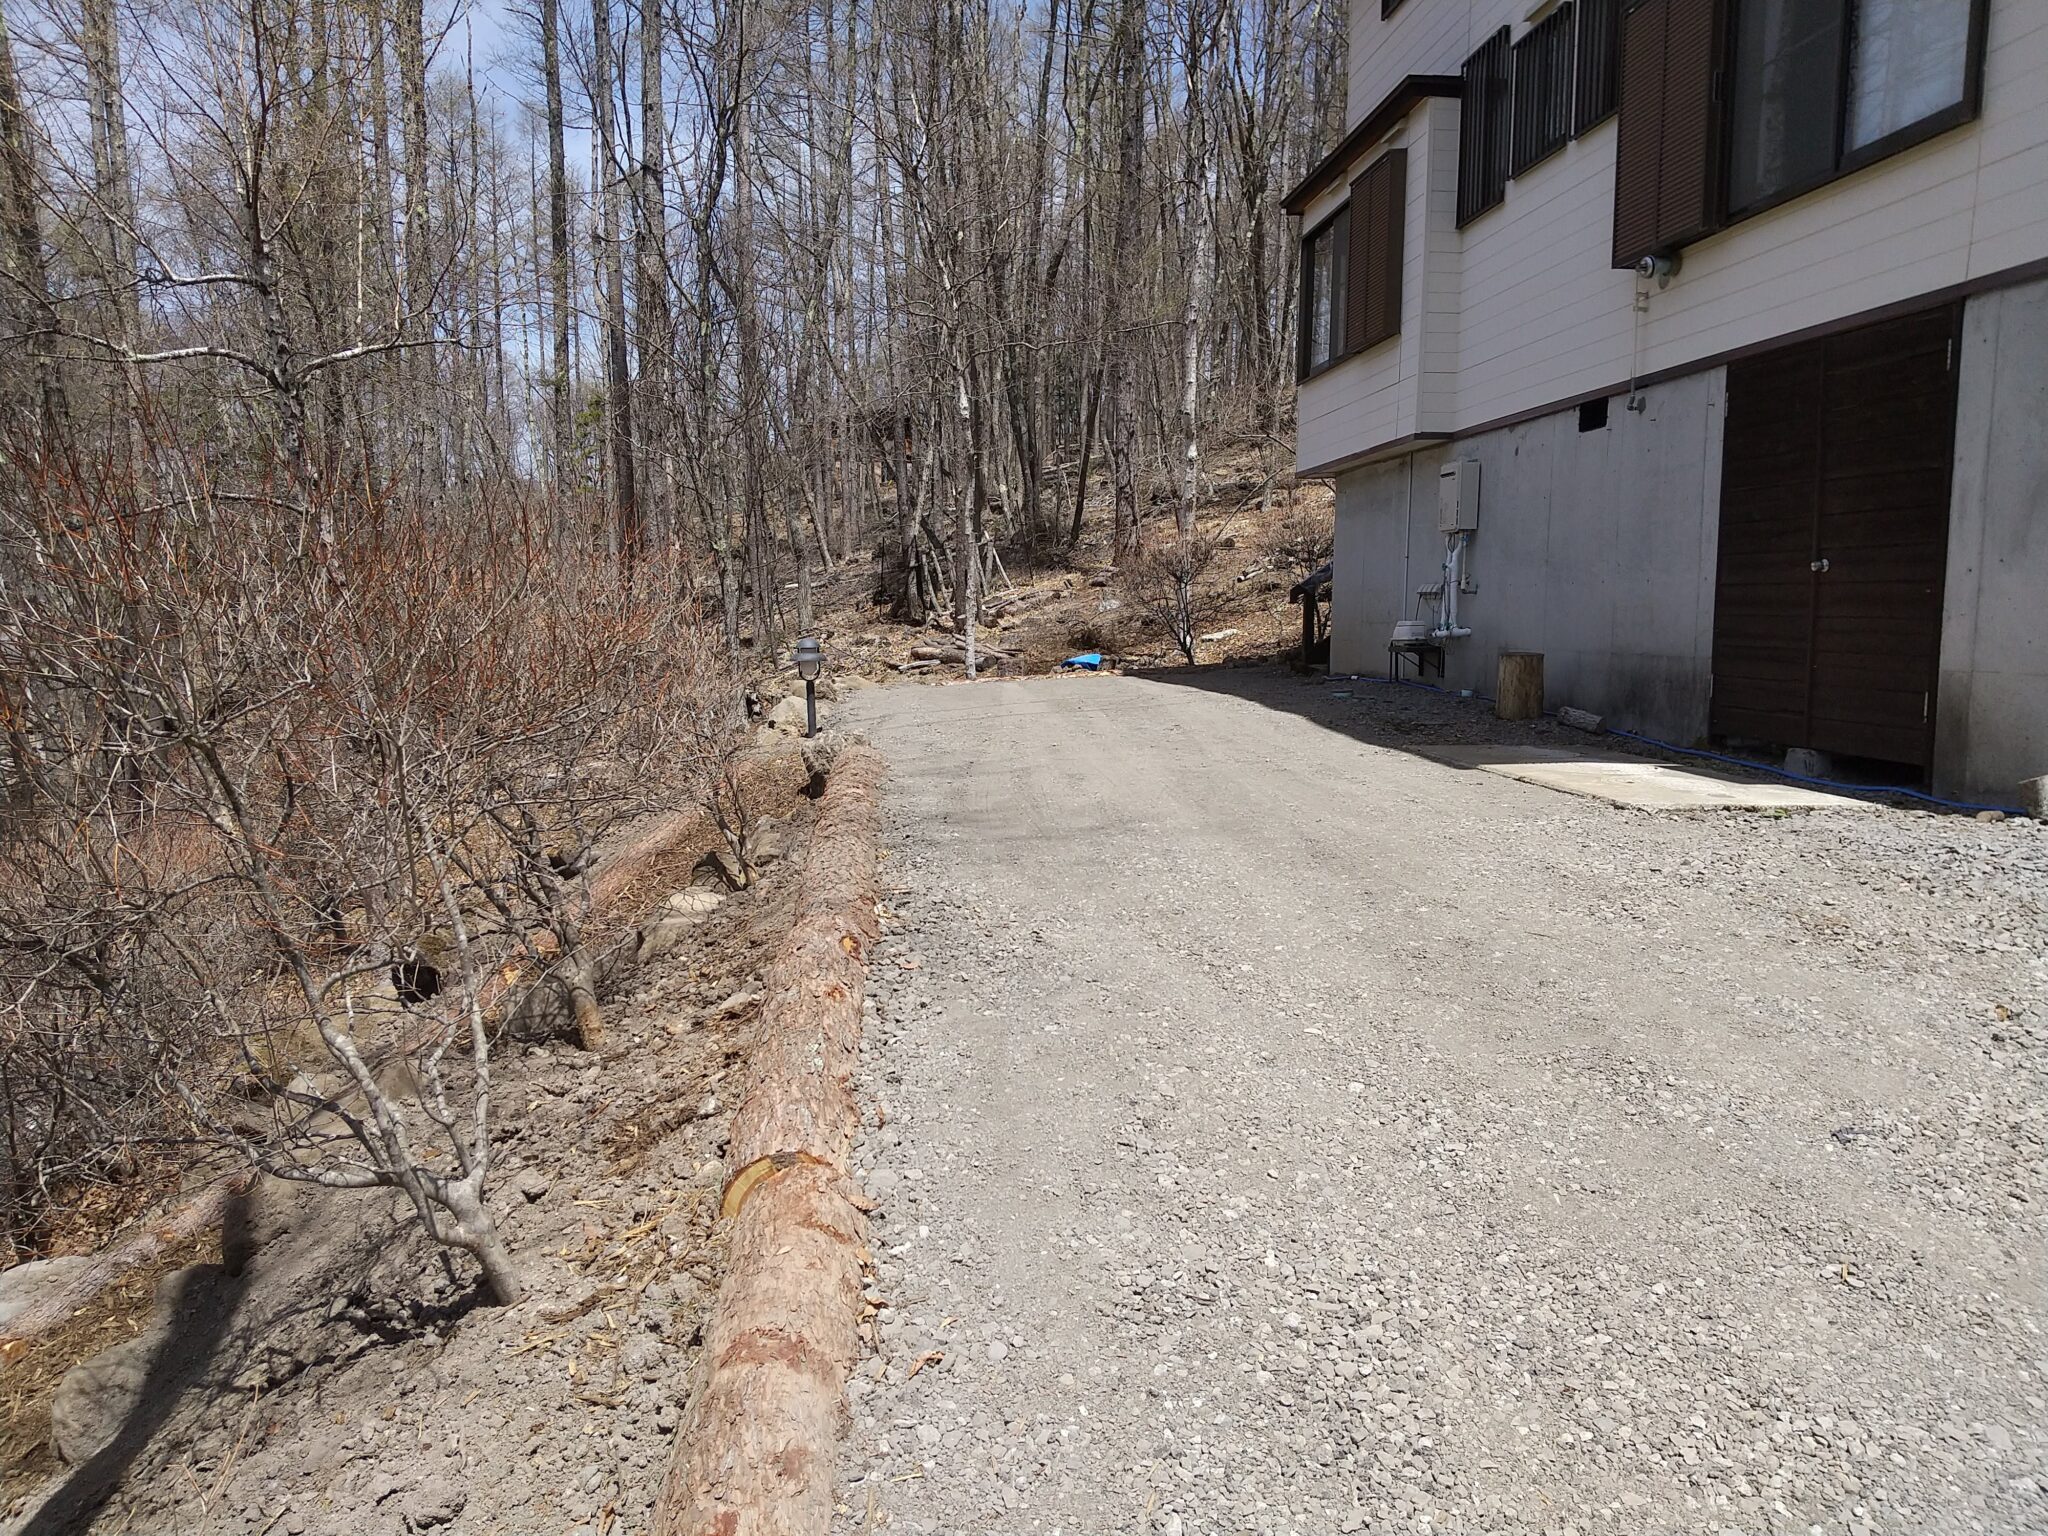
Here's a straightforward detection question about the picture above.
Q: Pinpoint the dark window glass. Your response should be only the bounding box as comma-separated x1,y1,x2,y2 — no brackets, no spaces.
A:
1299,209,1348,377
1512,4,1576,175
1457,28,1512,225
1726,0,1846,213
1846,0,1973,152
1579,397,1610,432
1573,0,1622,132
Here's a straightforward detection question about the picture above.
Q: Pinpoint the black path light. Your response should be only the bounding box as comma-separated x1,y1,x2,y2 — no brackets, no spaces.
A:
794,636,824,738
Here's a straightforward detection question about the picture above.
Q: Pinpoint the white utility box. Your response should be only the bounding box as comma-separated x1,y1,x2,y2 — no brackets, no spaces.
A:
1438,459,1480,532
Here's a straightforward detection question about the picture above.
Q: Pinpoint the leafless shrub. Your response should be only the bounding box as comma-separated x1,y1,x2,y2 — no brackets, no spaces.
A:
1257,493,1334,581
1119,533,1222,664
0,452,737,1298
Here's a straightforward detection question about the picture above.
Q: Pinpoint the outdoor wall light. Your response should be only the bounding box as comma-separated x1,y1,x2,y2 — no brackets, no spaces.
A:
794,636,824,737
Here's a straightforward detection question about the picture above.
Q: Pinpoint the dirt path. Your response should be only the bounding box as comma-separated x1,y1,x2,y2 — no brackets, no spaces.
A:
835,670,2047,1536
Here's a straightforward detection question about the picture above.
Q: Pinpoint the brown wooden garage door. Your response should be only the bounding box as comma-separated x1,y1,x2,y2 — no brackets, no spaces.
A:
1710,305,1960,770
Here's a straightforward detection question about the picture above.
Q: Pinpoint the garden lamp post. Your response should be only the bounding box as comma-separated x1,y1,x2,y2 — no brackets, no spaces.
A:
794,636,824,738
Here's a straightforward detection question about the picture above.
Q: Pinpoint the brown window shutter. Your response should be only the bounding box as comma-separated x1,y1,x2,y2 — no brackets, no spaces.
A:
1365,148,1405,348
1611,0,1723,269
1653,0,1722,250
1611,0,1669,267
1344,149,1406,354
1344,168,1374,356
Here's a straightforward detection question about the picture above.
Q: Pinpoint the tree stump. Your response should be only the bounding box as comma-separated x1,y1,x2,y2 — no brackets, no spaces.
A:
1496,651,1544,722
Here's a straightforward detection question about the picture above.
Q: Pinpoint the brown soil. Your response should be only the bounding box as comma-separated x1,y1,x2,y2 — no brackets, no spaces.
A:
0,752,820,1536
802,436,1334,689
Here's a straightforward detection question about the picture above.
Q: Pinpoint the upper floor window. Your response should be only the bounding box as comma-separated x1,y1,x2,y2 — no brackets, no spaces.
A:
1458,1,1624,227
1512,4,1577,176
1845,0,1981,155
1297,149,1408,380
1299,209,1348,378
1611,0,1988,268
1457,28,1512,225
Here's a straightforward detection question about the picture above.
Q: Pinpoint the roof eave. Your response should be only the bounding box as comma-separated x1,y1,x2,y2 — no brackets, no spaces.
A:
1280,74,1462,217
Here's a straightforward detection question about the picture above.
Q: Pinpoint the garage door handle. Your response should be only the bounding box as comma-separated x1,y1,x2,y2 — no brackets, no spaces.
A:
1809,558,1830,572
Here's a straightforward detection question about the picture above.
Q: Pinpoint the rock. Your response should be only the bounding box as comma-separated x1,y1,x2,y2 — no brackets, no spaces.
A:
690,848,747,890
1199,628,1240,643
515,1169,552,1202
1975,809,2006,823
709,989,760,1020
0,1254,91,1334
987,1340,1010,1363
637,912,701,965
2020,774,2047,817
666,887,727,917
619,1331,664,1379
1557,705,1605,733
764,695,814,736
747,820,793,868
50,1264,236,1464
402,1477,467,1528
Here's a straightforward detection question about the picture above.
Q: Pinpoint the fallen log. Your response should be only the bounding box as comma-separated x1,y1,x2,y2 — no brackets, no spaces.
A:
906,641,1011,664
0,1169,257,1358
653,743,884,1536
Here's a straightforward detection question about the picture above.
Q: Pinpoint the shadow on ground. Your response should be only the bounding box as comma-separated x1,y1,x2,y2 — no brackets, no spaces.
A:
16,1190,254,1536
1123,660,1607,764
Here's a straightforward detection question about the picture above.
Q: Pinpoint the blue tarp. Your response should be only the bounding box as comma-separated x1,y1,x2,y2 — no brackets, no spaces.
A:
1060,652,1103,670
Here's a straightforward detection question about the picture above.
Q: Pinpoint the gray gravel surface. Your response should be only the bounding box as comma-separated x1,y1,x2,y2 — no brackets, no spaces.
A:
834,670,2046,1536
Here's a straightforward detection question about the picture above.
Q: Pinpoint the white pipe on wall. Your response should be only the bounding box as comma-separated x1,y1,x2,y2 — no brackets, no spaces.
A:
1432,533,1472,639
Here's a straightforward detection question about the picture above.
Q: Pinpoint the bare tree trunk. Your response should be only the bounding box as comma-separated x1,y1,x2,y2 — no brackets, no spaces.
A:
1175,0,1213,540
591,0,640,565
540,0,574,481
635,0,675,542
0,3,66,441
1104,0,1146,554
394,0,432,485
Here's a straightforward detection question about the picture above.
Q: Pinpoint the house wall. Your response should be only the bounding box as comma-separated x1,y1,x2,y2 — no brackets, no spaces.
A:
1330,369,1725,746
1936,276,2048,801
1302,0,2048,475
1296,99,1462,472
1329,275,2048,801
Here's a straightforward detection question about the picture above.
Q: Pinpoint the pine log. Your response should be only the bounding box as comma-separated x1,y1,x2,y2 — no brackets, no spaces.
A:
0,1169,257,1357
653,743,884,1536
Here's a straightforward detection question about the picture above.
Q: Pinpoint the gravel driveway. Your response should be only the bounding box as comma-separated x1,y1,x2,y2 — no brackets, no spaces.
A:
834,670,2046,1536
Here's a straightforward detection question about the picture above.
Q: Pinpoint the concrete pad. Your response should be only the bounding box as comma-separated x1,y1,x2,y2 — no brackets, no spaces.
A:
1417,745,1879,810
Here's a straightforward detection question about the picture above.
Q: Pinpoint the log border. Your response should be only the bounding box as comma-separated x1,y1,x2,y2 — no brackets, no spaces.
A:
654,742,885,1536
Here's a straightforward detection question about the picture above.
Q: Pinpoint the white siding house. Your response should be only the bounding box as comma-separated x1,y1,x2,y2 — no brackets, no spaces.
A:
1289,0,2048,803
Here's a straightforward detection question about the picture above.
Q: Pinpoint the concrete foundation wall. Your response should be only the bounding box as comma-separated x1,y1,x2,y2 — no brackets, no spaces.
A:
1330,371,1726,746
1937,278,2048,802
1329,275,2048,802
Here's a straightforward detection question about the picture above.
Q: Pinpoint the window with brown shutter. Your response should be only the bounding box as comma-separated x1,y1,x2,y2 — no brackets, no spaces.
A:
1610,0,1726,269
1457,29,1512,226
1345,148,1406,354
1512,5,1576,176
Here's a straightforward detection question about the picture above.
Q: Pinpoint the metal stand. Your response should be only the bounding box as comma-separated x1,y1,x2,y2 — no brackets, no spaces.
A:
1388,641,1445,681
804,678,818,738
